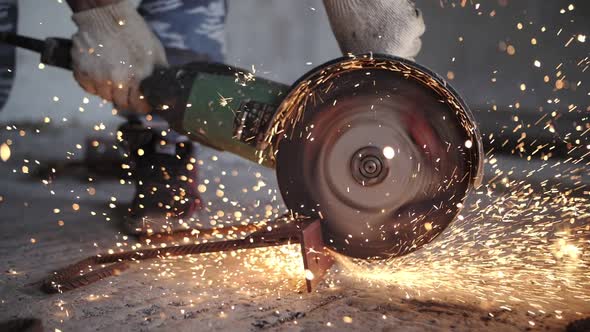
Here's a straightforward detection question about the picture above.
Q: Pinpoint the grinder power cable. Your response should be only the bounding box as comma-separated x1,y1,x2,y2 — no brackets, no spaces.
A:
1,33,483,292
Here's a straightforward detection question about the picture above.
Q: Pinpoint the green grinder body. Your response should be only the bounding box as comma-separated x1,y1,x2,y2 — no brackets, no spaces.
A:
141,62,288,167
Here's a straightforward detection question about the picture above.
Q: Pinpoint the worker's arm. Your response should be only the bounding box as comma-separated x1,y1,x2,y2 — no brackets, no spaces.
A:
323,0,425,60
66,0,167,113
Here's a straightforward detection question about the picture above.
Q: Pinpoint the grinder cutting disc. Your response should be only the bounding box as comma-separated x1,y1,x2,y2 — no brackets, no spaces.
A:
268,54,483,259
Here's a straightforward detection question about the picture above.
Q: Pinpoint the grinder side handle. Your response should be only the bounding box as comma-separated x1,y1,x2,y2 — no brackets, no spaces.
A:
42,37,74,70
0,32,72,70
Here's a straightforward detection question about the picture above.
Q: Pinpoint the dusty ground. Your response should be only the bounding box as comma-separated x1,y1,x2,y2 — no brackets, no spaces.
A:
1,125,589,331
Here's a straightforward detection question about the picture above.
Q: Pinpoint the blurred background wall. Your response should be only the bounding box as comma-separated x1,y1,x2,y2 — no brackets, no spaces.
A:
0,0,587,130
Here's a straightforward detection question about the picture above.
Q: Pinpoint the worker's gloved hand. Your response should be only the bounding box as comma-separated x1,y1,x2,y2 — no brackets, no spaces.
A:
71,0,167,114
323,0,425,60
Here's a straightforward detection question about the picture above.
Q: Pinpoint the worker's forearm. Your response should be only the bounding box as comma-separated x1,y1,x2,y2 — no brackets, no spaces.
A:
66,0,123,12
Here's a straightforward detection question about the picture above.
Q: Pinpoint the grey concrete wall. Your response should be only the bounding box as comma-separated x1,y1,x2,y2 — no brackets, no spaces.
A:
415,0,588,115
226,0,340,83
0,0,587,125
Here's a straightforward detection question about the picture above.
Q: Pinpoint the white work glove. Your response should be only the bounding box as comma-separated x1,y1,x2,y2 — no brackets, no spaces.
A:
71,0,167,114
323,0,425,60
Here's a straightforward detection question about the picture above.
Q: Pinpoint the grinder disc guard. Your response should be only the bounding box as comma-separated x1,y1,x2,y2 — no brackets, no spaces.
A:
269,55,483,259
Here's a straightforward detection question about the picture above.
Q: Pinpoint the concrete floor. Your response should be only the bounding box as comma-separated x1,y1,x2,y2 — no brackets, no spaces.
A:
1,124,589,331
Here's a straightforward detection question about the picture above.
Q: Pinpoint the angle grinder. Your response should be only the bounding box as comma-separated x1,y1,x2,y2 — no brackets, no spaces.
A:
1,33,483,260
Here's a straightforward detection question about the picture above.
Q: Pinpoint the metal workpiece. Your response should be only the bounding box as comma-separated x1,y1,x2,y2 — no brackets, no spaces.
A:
41,219,333,294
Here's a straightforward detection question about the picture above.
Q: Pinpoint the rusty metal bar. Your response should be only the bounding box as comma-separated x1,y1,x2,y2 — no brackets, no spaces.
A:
138,224,261,245
41,219,334,294
300,220,334,292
